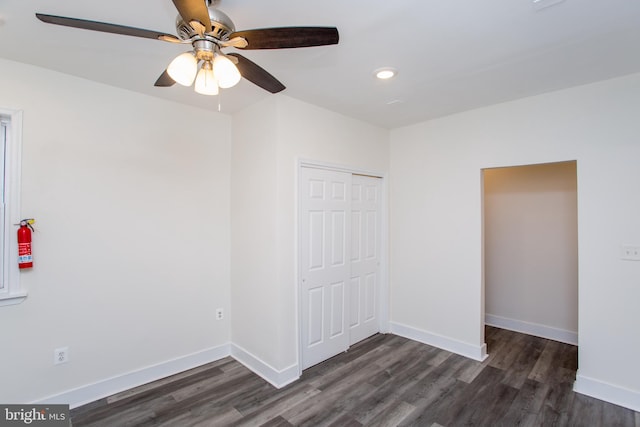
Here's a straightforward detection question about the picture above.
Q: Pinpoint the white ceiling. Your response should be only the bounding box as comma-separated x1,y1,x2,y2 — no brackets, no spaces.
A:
1,0,639,128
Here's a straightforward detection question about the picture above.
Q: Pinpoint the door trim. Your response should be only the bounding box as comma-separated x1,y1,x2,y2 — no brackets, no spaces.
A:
295,158,389,375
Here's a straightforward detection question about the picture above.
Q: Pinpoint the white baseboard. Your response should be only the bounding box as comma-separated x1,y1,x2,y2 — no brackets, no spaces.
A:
230,343,299,389
32,342,300,409
485,313,578,345
574,371,640,412
34,344,231,409
389,321,488,362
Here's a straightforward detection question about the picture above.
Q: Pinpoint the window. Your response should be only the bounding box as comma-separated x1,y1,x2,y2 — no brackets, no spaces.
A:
0,109,25,306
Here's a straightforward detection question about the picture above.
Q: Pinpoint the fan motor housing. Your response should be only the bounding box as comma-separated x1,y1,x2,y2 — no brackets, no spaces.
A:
176,7,235,41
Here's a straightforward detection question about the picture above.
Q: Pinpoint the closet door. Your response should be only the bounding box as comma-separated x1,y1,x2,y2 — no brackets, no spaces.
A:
299,167,352,369
349,175,382,344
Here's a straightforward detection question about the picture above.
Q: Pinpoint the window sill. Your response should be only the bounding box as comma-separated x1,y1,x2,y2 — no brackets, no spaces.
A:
0,291,28,307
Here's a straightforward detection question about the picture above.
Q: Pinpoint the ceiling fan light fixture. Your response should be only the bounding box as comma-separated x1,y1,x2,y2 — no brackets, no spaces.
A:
194,61,219,95
167,51,198,86
374,67,397,80
35,6,340,96
213,54,241,89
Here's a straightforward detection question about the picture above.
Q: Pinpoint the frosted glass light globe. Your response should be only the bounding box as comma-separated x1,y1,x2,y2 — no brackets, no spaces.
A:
213,55,241,89
194,61,219,95
167,52,198,86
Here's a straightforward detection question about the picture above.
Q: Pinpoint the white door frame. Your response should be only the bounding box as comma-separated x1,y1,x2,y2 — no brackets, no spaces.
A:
296,158,389,375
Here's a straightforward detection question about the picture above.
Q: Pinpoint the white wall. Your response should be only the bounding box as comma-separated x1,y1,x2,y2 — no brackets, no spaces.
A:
5,53,637,412
390,72,640,410
230,96,281,371
0,59,232,404
231,95,389,382
484,162,578,343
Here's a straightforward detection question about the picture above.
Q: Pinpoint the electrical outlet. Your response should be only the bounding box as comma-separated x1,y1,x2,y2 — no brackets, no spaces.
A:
621,245,640,261
216,308,224,320
54,347,69,365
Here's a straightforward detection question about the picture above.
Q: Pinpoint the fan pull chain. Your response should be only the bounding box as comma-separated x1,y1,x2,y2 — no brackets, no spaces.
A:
218,90,222,112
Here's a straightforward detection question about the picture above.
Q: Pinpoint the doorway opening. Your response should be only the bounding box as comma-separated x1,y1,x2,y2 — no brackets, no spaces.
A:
482,161,578,347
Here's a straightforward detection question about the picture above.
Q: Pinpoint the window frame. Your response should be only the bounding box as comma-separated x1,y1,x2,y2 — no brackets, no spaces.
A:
0,108,26,306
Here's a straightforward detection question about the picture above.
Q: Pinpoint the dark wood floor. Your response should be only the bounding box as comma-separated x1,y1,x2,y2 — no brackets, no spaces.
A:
71,327,640,426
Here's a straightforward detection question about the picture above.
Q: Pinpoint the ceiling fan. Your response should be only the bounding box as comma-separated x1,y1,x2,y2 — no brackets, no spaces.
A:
35,0,339,95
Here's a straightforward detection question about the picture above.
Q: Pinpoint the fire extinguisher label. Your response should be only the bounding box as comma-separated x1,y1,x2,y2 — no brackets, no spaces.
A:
18,242,32,262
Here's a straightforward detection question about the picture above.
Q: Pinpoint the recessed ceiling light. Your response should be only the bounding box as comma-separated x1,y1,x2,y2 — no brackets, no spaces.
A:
374,68,397,80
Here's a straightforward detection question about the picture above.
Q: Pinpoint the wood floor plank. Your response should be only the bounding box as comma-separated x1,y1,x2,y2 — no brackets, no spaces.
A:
325,413,363,427
500,378,551,427
71,392,176,426
488,329,527,371
232,384,320,427
399,364,463,408
535,380,575,426
434,365,516,426
304,342,432,424
501,334,547,389
354,397,415,426
396,378,467,426
107,360,232,404
452,356,487,384
365,401,415,427
169,365,250,402
257,416,293,427
308,345,389,390
528,339,564,384
567,392,604,426
150,372,266,425
71,364,230,425
70,327,640,427
433,353,476,383
351,350,438,423
162,404,243,427
282,363,380,426
602,401,638,427
394,355,484,426
471,382,520,426
367,338,425,371
422,347,452,368
481,327,510,366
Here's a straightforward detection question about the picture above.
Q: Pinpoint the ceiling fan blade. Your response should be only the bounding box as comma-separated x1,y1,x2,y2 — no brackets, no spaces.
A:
229,27,339,50
154,70,176,87
171,0,212,33
218,37,248,49
227,53,285,93
35,13,181,42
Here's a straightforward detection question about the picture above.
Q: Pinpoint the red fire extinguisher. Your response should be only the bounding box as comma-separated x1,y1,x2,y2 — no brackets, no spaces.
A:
17,218,35,269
